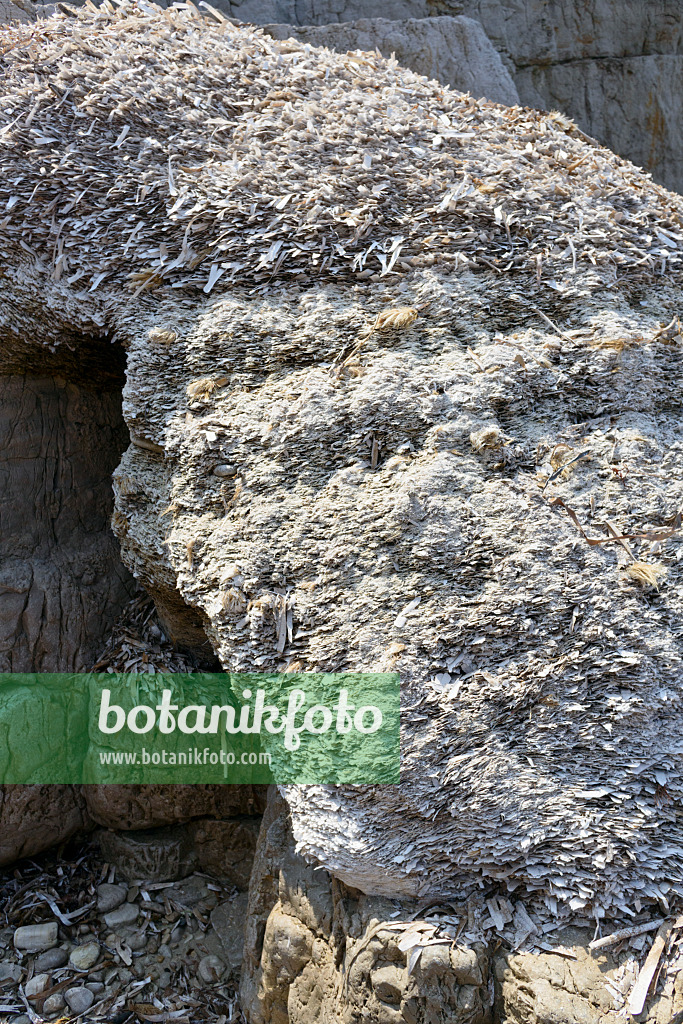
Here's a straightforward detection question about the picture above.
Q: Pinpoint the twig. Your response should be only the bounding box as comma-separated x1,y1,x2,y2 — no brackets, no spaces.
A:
589,918,666,951
531,306,574,343
627,917,683,1016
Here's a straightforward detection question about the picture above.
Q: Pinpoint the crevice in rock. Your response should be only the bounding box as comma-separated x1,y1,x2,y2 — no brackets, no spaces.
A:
0,333,135,672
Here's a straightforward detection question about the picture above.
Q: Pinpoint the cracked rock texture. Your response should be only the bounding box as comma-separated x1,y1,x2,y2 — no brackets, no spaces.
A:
241,789,683,1024
3,4,683,1018
240,789,493,1024
0,337,135,863
0,342,134,673
3,0,683,912
4,1,682,190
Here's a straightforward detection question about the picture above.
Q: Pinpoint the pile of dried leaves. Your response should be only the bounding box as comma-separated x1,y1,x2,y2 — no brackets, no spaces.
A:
0,841,245,1023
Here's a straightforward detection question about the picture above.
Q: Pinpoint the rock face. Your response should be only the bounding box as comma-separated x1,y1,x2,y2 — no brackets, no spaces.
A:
219,0,683,195
241,789,683,1024
3,0,683,911
263,16,519,107
0,338,134,672
97,816,262,887
0,786,90,866
2,3,683,1018
3,0,682,192
84,784,265,830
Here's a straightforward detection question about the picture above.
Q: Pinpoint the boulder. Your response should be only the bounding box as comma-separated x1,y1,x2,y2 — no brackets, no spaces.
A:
0,786,90,867
242,789,683,1023
84,784,266,830
213,0,683,193
97,817,262,887
2,4,683,1017
0,361,134,672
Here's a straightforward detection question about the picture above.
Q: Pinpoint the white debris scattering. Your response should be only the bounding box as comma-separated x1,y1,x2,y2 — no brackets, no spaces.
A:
0,0,682,301
2,0,683,929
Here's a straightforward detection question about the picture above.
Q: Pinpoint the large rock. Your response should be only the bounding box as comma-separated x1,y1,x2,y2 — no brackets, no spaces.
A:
2,0,683,1006
0,786,90,866
6,0,683,191
515,54,683,196
97,816,262,887
242,790,683,1024
263,16,519,107
241,789,494,1024
0,345,134,673
84,784,266,830
0,253,134,865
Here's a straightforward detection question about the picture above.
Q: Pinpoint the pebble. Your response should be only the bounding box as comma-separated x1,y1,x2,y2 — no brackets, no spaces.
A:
0,962,22,984
86,981,105,995
198,954,224,984
25,973,51,999
13,1015,30,1024
213,464,237,477
96,883,127,914
14,923,58,951
43,993,66,1016
69,941,100,971
34,947,69,971
127,931,147,952
117,968,133,985
103,903,139,929
65,986,95,1014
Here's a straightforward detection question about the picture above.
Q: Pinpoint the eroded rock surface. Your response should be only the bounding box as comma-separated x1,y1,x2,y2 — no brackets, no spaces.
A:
0,334,134,863
242,790,683,1024
84,784,265,831
241,789,493,1024
229,0,683,194
0,786,90,866
0,340,134,672
3,5,683,1019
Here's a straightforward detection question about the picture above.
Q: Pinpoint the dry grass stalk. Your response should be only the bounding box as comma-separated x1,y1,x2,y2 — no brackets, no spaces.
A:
625,561,666,589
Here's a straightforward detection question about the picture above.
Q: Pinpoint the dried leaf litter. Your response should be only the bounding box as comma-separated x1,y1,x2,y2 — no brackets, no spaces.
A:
1,1,682,298
2,1,683,926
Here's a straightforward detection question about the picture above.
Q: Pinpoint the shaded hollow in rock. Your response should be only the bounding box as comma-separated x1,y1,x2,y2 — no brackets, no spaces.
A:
0,331,134,671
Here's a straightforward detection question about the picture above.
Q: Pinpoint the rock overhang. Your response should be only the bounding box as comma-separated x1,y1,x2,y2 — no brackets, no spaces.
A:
2,0,683,919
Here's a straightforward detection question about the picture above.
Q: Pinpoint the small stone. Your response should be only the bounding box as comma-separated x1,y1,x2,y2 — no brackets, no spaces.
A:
126,931,147,952
14,923,58,951
96,883,127,914
117,968,133,985
103,903,139,930
69,941,100,971
43,992,66,1016
0,962,22,984
198,954,224,984
65,986,95,1014
34,947,69,971
25,973,51,999
89,969,105,982
86,981,105,995
13,1015,30,1024
213,464,237,477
